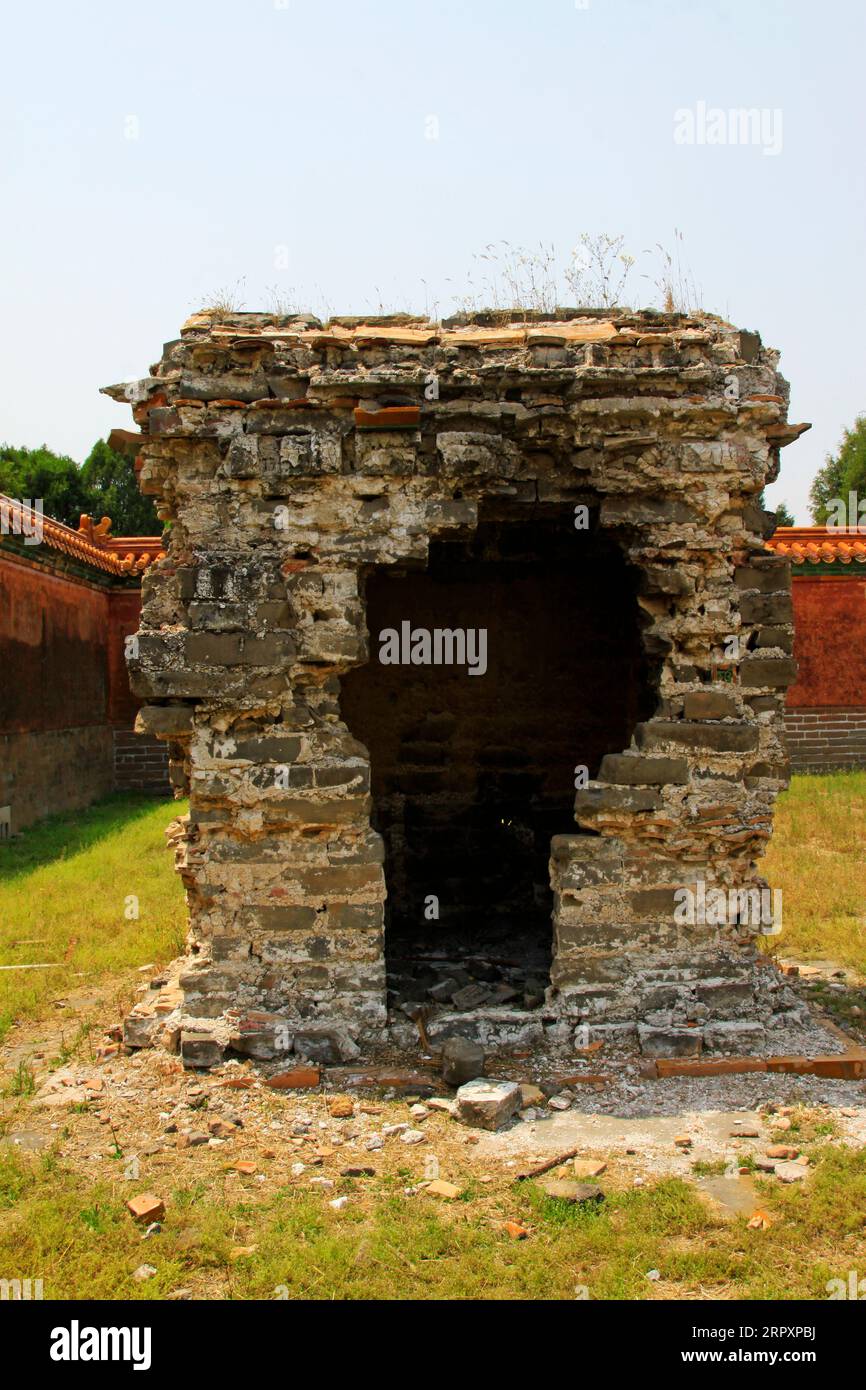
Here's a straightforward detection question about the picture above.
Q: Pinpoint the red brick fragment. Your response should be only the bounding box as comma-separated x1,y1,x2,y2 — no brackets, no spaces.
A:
266,1067,321,1090
655,1058,767,1078
126,1193,165,1223
353,406,420,430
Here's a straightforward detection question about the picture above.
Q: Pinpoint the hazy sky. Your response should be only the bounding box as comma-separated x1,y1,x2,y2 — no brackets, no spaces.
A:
2,0,864,522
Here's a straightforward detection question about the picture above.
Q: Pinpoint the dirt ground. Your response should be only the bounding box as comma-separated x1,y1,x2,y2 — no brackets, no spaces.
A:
2,961,865,1220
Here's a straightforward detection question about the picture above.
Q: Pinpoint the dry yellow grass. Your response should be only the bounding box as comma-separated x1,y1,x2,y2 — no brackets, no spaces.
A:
761,771,866,976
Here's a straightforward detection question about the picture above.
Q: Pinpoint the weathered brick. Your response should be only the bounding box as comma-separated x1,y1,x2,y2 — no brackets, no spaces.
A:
573,785,661,814
734,558,791,592
636,720,758,753
683,691,738,721
637,1025,703,1058
740,657,798,688
135,703,194,737
738,593,793,625
627,887,681,917
598,754,689,786
252,906,320,932
234,736,302,761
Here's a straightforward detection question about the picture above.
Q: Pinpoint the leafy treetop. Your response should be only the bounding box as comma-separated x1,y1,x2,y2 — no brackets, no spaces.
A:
0,440,159,534
809,415,866,524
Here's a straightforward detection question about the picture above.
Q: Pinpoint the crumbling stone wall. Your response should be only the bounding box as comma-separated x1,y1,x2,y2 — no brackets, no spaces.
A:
105,309,808,1065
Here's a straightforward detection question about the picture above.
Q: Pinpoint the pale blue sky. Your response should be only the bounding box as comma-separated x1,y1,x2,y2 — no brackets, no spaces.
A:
2,0,863,521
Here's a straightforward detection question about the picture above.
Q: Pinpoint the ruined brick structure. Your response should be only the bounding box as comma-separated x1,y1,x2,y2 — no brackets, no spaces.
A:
105,309,810,1066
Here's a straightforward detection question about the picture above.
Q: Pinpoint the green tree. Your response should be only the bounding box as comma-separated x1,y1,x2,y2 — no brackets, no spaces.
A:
758,491,795,529
80,439,159,534
0,439,159,534
0,444,91,527
809,415,866,524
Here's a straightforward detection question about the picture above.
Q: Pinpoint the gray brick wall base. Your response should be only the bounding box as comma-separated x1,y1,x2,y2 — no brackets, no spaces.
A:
784,707,866,771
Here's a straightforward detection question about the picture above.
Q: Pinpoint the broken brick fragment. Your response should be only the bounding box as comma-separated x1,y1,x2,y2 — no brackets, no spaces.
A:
266,1067,321,1090
126,1193,165,1223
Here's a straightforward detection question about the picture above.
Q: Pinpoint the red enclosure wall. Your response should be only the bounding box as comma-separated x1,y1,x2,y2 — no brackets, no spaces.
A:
0,557,143,732
0,561,110,732
787,577,866,708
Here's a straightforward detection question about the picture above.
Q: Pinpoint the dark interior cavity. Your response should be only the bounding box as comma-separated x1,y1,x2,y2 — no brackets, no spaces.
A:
340,504,656,1014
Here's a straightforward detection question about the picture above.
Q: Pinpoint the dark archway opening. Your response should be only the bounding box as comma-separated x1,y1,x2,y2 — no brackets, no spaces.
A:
341,503,656,1016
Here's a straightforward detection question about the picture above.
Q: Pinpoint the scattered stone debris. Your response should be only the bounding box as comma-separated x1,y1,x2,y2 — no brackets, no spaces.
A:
330,1066,440,1097
519,1084,545,1109
503,1221,529,1240
5,979,866,1308
426,1179,461,1199
126,1193,165,1224
266,1068,320,1090
541,1179,604,1205
774,1160,810,1183
328,1097,354,1118
441,1037,485,1088
573,1159,607,1178
456,1079,522,1131
748,1210,773,1230
548,1094,572,1112
400,1129,426,1145
428,1097,458,1116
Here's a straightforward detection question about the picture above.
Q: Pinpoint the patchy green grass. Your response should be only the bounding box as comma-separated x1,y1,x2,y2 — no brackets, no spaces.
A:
0,795,187,1042
691,1158,728,1178
0,777,865,1301
761,771,866,976
5,1059,36,1098
0,1144,863,1301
